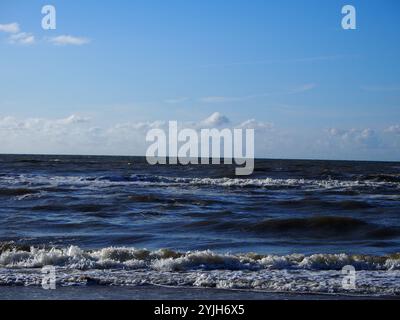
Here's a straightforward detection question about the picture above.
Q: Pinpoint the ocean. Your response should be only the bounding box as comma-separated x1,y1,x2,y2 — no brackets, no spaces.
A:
0,154,399,299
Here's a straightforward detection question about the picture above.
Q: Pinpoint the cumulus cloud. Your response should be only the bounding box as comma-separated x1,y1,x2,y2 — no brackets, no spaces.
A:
0,22,20,33
0,114,90,132
48,35,90,46
1,113,397,160
201,112,230,127
0,114,97,154
0,112,273,155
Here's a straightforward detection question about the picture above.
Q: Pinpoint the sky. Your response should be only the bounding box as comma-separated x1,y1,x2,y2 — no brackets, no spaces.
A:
0,0,399,161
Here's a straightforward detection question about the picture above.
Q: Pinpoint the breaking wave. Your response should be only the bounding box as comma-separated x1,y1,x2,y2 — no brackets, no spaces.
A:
1,173,400,191
1,244,399,296
1,243,399,271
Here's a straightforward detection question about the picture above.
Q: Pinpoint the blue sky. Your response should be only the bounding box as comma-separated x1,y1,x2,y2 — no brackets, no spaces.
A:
0,0,400,160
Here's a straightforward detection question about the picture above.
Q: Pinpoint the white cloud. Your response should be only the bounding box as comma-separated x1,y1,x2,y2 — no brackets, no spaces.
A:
8,32,35,45
0,112,265,155
201,112,230,127
1,23,90,47
0,115,96,154
0,115,90,132
327,127,380,148
0,23,34,45
1,113,398,160
49,35,90,46
0,22,20,34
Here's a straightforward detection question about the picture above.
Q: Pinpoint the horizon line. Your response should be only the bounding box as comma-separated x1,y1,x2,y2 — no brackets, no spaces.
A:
0,153,398,164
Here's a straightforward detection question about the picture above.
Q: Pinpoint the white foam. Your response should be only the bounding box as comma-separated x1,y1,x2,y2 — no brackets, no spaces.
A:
1,246,399,271
1,246,399,295
0,266,399,296
2,173,399,192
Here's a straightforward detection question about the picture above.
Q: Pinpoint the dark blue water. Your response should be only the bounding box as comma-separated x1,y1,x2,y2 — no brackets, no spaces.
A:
1,154,399,255
0,155,399,296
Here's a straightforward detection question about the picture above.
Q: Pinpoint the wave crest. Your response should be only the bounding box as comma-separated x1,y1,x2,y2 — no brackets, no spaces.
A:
1,243,399,272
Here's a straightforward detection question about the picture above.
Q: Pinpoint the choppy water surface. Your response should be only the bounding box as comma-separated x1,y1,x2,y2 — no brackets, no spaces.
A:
0,155,399,297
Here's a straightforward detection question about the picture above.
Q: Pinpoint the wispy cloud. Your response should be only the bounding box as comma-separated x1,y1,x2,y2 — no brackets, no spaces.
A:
0,22,20,34
48,35,90,46
1,22,90,47
164,97,189,104
0,22,34,45
200,96,243,103
239,119,274,130
361,85,400,92
200,55,356,69
8,32,35,45
201,84,316,103
288,83,316,94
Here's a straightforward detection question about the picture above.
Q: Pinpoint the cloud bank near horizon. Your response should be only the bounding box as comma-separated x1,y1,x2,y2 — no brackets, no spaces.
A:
0,113,399,161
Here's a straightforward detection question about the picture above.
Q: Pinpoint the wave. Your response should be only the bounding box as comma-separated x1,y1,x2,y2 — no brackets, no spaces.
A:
359,174,400,183
1,243,399,271
179,177,400,190
0,244,399,295
184,216,400,240
1,173,399,190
